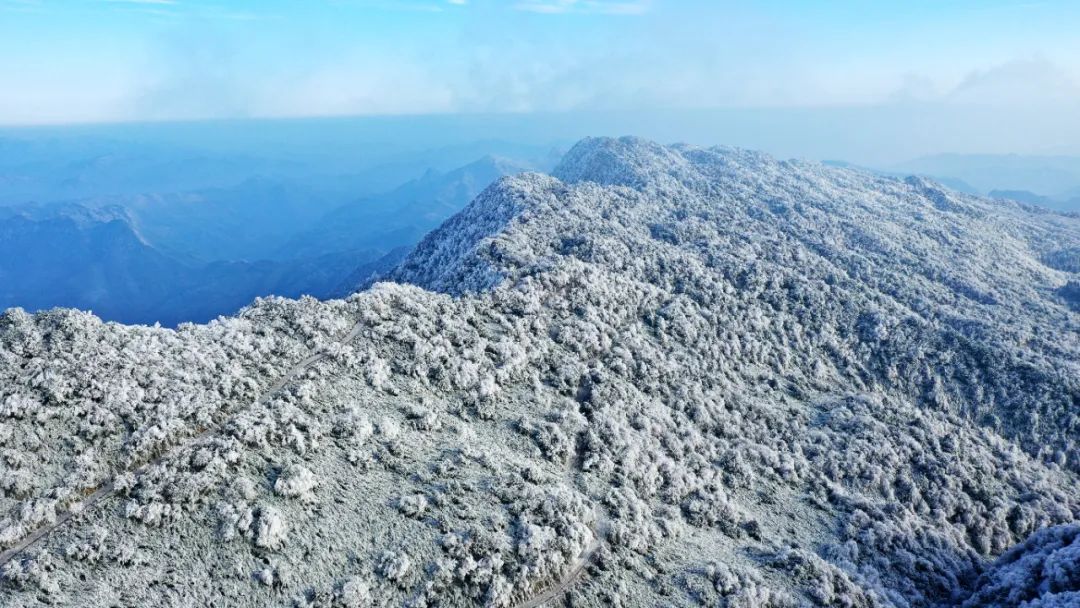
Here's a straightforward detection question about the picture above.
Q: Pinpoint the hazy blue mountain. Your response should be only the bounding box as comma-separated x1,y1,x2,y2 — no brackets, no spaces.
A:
1058,186,1080,210
892,153,1080,200
329,246,412,297
0,142,304,206
0,150,541,325
167,248,385,320
0,128,560,266
277,155,532,260
0,203,387,325
988,189,1057,206
0,204,189,324
0,128,562,209
823,159,981,195
311,140,562,197
80,177,345,263
987,189,1080,213
0,125,561,325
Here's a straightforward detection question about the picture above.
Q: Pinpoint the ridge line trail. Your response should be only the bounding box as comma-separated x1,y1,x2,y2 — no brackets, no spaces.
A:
516,437,610,608
0,321,366,567
516,515,608,608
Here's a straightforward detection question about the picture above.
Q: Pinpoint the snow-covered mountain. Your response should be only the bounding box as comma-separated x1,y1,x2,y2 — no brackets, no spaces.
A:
0,137,1076,607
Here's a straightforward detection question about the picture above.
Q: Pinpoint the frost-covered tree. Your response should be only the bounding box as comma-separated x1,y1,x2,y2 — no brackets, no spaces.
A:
0,137,1078,607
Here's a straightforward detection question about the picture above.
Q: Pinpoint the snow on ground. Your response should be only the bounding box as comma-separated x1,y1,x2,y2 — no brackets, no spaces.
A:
0,137,1077,606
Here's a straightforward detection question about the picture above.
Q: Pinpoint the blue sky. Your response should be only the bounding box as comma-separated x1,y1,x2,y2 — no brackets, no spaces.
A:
1,0,1079,126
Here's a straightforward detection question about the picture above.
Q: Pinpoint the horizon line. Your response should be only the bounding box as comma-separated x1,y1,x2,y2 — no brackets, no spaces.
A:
6,100,1070,130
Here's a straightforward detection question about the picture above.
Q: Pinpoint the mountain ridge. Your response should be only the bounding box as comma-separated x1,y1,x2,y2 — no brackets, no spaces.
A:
0,137,1076,607
395,136,1079,466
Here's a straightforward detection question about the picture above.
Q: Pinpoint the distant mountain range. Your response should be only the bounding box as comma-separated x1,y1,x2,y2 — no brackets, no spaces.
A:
276,155,532,260
0,203,379,325
986,188,1078,209
0,155,534,325
0,205,183,323
7,128,1080,328
889,153,1080,211
0,131,562,206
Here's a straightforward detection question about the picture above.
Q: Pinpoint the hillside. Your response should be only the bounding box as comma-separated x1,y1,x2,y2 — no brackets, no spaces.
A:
114,177,345,264
0,137,1077,607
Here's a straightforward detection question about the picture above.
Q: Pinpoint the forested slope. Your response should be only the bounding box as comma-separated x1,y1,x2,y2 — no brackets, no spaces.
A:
0,137,1076,607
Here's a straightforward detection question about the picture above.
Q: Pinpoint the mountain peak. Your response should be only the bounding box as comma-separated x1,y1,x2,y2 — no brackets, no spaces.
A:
552,136,780,191
391,138,1080,308
389,171,564,293
552,136,697,188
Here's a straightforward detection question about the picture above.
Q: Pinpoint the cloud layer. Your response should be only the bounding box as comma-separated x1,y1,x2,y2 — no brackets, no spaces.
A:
0,0,1078,131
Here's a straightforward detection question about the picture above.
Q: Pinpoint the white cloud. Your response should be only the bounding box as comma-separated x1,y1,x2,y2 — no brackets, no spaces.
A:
880,57,1080,108
252,54,458,118
947,57,1080,105
102,0,177,5
348,1,448,11
514,0,650,15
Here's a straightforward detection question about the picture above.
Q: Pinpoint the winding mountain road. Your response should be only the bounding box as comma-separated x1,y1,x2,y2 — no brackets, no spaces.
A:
0,322,366,568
